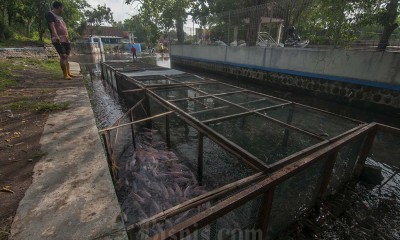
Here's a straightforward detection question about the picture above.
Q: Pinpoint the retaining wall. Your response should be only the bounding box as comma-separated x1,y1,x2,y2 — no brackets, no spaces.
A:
170,45,400,111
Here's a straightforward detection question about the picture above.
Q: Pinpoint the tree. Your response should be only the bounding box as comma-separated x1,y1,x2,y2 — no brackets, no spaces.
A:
84,4,114,36
377,0,399,50
125,0,193,43
114,15,160,45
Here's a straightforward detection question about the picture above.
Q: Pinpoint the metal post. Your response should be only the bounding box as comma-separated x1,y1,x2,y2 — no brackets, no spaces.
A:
316,152,338,202
258,187,275,240
100,64,105,80
130,110,136,149
354,126,377,177
197,133,204,186
166,114,171,148
102,133,111,166
228,11,231,44
144,93,153,129
282,107,294,152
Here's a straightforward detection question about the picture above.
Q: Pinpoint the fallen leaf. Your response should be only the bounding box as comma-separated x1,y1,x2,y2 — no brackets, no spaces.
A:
1,186,14,194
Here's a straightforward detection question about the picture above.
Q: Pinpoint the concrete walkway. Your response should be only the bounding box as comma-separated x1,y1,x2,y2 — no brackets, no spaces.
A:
10,63,128,240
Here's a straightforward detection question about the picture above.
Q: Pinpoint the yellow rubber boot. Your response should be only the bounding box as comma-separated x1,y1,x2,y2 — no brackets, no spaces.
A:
67,63,78,77
63,68,72,80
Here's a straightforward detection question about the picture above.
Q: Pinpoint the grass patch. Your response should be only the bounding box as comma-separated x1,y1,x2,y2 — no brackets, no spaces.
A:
0,98,70,113
0,58,61,91
0,60,18,91
24,58,60,77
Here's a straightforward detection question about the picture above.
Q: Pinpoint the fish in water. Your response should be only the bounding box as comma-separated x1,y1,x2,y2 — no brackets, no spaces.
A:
130,158,137,169
133,192,145,204
183,185,192,198
174,183,183,197
175,177,192,185
150,182,162,192
132,181,137,192
167,186,175,198
159,182,169,199
151,199,161,213
140,189,152,198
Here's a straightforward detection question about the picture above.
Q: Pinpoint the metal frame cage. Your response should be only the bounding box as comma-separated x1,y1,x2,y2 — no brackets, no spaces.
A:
98,61,400,240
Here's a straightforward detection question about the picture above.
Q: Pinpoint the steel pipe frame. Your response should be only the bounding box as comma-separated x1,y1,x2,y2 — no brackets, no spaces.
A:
149,123,377,240
145,89,268,171
114,65,374,176
101,63,365,171
103,62,363,172
161,69,363,128
114,65,261,172
126,172,266,233
183,84,324,141
98,111,175,133
101,62,400,239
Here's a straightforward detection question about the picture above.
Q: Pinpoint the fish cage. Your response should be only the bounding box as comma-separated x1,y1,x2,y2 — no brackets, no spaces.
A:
99,61,400,239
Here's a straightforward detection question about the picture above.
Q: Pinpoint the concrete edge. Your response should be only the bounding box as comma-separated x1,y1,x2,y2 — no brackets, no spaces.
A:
10,62,128,240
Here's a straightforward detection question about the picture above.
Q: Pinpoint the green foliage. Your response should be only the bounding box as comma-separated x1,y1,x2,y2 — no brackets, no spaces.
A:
0,60,18,91
125,0,193,43
0,0,116,43
84,4,114,35
116,15,160,45
295,0,357,45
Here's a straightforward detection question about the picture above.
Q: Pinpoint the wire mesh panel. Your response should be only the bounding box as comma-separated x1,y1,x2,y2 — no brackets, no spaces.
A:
190,83,243,94
324,134,366,196
263,104,361,139
168,74,213,84
214,194,264,240
155,87,207,101
173,96,247,122
266,157,328,239
207,113,321,165
139,78,179,86
368,129,400,169
100,61,378,240
218,91,288,110
115,74,145,108
202,136,257,189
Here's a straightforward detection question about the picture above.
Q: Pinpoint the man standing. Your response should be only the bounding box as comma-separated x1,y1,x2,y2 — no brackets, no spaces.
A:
131,46,137,62
45,1,77,80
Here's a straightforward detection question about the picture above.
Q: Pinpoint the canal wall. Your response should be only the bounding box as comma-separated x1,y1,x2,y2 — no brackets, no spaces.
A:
170,45,400,111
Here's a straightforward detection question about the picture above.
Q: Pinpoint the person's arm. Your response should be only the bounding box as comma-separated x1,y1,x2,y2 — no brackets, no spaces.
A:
45,12,60,43
48,22,60,43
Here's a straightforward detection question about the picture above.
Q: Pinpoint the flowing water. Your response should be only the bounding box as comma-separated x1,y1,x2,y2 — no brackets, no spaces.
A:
71,52,400,240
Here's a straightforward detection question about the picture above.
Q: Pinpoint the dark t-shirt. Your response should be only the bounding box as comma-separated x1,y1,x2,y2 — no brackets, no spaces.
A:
45,12,56,37
45,11,68,41
131,47,137,54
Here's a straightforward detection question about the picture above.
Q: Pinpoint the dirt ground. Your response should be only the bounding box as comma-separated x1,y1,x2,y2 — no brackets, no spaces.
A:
0,53,82,239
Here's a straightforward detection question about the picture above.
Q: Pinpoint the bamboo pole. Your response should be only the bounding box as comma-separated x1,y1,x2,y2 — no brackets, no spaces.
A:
98,111,174,133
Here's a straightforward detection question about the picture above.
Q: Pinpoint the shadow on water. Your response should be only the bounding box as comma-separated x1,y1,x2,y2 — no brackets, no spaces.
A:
71,53,399,240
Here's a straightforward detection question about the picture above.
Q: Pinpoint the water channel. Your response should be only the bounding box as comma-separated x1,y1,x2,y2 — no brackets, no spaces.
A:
70,52,399,240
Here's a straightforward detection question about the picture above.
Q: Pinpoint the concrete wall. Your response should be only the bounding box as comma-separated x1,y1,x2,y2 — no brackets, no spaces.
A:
171,45,400,111
171,45,400,88
72,42,100,54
